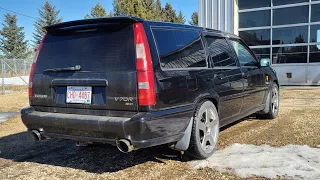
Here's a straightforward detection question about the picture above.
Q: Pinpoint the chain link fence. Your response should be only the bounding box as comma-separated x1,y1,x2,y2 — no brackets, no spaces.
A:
1,59,33,94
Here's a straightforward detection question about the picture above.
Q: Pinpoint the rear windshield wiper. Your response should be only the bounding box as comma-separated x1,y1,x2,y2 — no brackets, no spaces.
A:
43,65,81,72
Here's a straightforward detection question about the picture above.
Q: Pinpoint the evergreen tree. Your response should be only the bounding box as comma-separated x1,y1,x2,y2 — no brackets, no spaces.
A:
113,0,147,19
154,0,163,21
112,0,186,23
176,11,185,24
163,2,177,23
0,13,28,59
33,1,63,46
142,0,155,20
189,12,198,26
84,2,108,19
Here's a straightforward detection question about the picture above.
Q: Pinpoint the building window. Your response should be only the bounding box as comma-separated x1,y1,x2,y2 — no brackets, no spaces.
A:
272,46,308,64
309,45,320,63
272,26,308,45
251,48,271,59
238,0,270,10
311,4,320,22
273,0,308,6
152,29,206,69
239,29,271,46
273,6,309,25
310,25,320,43
239,10,271,28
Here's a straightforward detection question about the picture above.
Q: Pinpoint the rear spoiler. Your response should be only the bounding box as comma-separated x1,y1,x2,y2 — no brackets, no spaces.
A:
45,16,144,32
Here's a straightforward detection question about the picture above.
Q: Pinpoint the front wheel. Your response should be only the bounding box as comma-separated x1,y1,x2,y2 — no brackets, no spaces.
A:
257,83,279,119
187,101,219,159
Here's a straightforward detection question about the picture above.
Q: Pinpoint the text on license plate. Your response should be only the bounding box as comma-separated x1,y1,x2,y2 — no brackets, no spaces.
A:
66,86,92,104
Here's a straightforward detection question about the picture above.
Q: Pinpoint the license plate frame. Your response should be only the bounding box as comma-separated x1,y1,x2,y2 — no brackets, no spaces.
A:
66,86,92,104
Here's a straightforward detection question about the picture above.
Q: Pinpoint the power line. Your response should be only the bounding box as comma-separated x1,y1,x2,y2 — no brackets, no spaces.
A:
0,6,37,20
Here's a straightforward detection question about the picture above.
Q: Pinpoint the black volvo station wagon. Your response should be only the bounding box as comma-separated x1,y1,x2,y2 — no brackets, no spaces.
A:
21,17,279,159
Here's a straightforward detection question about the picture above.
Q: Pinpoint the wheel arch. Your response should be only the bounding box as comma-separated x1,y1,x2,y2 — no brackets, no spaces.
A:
193,92,220,114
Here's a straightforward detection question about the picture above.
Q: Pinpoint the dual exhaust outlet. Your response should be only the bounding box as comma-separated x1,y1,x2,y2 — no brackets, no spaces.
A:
29,130,135,153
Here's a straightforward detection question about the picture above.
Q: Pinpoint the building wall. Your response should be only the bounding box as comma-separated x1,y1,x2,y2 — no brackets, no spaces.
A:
198,0,235,33
199,0,320,85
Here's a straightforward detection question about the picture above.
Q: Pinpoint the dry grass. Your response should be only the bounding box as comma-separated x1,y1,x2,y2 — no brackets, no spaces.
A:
0,91,28,113
1,85,28,92
0,87,320,179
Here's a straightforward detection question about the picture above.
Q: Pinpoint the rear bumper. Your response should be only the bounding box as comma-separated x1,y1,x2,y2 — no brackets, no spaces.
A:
21,105,194,148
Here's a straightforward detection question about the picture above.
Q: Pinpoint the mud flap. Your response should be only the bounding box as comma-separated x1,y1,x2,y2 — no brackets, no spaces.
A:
169,118,193,151
262,90,271,113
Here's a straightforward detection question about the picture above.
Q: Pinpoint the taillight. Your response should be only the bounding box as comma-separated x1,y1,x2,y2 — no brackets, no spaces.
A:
134,23,156,106
29,33,47,102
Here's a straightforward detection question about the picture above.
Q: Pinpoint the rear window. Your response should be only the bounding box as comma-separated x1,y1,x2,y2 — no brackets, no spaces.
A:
152,29,206,69
35,24,135,73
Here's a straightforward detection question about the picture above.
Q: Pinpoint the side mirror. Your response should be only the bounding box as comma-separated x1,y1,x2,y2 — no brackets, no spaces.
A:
260,58,270,67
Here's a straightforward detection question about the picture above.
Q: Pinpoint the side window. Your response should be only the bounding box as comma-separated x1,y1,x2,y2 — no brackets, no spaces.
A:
152,29,206,69
230,40,258,66
205,36,237,67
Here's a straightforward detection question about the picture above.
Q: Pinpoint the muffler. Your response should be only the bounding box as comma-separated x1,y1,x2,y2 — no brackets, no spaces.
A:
116,139,135,153
29,130,44,141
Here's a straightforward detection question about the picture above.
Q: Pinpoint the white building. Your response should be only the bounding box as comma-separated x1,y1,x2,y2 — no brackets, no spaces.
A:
199,0,320,85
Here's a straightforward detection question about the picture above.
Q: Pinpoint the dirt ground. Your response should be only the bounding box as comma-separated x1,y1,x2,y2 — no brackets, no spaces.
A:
0,87,319,180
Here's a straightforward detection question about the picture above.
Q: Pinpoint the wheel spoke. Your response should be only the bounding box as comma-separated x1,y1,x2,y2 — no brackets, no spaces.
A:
201,135,208,148
209,134,215,145
210,119,218,127
272,103,276,112
198,121,206,131
205,109,209,124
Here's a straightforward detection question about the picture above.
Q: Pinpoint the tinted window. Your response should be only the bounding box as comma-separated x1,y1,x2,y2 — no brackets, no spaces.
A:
36,25,135,73
152,29,206,69
238,0,270,10
273,6,308,25
272,26,308,45
310,25,320,43
311,4,320,22
239,29,271,46
272,46,307,64
205,36,237,67
251,48,271,59
310,45,320,63
239,10,271,28
230,40,257,66
273,0,308,6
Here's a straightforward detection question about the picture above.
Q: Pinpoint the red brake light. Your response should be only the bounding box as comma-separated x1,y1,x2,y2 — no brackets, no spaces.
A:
29,33,47,102
134,23,156,106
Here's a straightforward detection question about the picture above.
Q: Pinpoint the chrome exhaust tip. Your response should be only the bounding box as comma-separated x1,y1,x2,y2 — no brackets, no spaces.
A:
29,130,44,141
116,139,135,153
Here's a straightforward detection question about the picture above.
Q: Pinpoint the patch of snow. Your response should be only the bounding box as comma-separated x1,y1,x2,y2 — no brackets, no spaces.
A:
0,112,18,123
0,76,28,85
189,144,320,180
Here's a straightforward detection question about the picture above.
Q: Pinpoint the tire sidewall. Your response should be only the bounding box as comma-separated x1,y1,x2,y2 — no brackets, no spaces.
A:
269,83,279,118
194,101,219,158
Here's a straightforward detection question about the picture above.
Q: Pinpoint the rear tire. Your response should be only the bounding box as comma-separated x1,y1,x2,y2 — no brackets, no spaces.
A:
257,83,279,119
187,101,219,159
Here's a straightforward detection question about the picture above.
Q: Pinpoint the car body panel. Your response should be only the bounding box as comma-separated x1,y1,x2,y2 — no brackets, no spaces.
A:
21,17,279,150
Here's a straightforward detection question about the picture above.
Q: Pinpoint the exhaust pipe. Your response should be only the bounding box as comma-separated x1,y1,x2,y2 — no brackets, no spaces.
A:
116,139,135,153
29,130,44,141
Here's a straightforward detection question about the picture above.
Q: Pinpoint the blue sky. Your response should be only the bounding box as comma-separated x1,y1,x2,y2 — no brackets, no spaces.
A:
0,0,197,45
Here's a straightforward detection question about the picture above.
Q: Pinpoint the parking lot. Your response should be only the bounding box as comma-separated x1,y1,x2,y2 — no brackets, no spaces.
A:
0,87,320,180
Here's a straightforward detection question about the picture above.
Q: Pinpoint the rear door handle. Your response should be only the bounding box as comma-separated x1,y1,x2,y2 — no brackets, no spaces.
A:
242,73,249,79
214,73,225,80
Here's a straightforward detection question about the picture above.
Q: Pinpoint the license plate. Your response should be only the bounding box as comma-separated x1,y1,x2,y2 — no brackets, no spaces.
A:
66,86,92,104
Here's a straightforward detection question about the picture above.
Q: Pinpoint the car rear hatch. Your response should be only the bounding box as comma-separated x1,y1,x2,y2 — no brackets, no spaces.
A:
30,17,155,115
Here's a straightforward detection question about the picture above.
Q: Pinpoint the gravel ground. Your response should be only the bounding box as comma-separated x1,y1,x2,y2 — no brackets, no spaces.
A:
0,87,319,180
